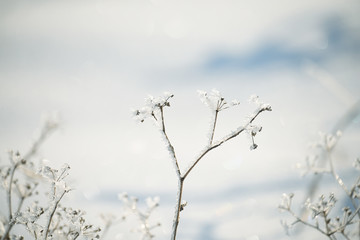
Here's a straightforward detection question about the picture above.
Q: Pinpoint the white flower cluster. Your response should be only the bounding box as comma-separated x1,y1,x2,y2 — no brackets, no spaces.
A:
248,94,272,112
279,192,359,237
132,92,174,124
118,192,161,239
297,131,343,175
198,89,240,112
278,193,294,211
15,201,44,225
312,131,342,151
279,129,360,239
46,207,101,240
0,151,101,240
38,163,71,196
305,193,337,219
305,193,359,236
246,125,263,150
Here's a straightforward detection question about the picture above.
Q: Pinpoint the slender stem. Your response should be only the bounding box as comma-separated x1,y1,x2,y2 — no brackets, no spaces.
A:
327,151,360,218
324,212,333,238
44,190,67,240
171,178,184,240
73,232,80,240
329,205,360,235
158,105,184,239
287,209,329,236
158,98,270,240
328,152,350,195
183,107,268,179
1,161,21,240
209,110,219,146
159,106,181,178
7,162,20,222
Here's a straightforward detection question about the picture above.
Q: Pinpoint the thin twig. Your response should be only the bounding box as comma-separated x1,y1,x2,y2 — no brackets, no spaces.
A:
183,106,269,179
329,205,360,235
1,160,22,240
171,178,184,240
43,189,68,240
327,151,360,219
287,209,328,236
160,106,181,178
208,109,219,146
141,93,270,240
171,105,270,239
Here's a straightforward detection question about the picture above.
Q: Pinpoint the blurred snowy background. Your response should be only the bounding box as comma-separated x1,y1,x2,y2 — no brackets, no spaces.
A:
1,0,360,239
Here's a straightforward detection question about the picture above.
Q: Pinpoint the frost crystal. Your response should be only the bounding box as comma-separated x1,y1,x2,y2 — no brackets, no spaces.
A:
311,131,342,151
305,193,337,219
132,92,174,124
248,95,272,112
119,192,161,239
279,193,294,211
198,89,240,112
146,196,160,209
248,94,260,104
133,90,271,240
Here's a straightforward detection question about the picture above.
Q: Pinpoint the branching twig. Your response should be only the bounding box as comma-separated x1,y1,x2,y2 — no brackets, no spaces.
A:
183,105,270,179
159,106,181,179
43,189,68,240
134,90,271,240
1,154,26,240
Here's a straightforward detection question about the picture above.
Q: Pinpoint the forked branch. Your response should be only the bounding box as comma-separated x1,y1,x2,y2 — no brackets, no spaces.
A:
134,90,271,240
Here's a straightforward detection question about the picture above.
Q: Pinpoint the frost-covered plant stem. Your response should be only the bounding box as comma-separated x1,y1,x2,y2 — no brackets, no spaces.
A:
159,106,181,178
280,131,360,239
171,104,269,239
158,105,182,239
1,157,25,240
134,91,271,240
43,189,68,240
183,106,268,179
326,148,360,237
208,109,219,146
327,152,360,221
171,179,184,240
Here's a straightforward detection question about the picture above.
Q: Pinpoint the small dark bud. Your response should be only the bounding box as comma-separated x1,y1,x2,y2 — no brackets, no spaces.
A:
250,144,258,150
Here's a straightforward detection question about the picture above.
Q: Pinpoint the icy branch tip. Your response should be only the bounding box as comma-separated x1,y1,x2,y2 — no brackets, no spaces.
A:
198,89,240,111
132,92,174,123
248,94,272,112
261,103,272,112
